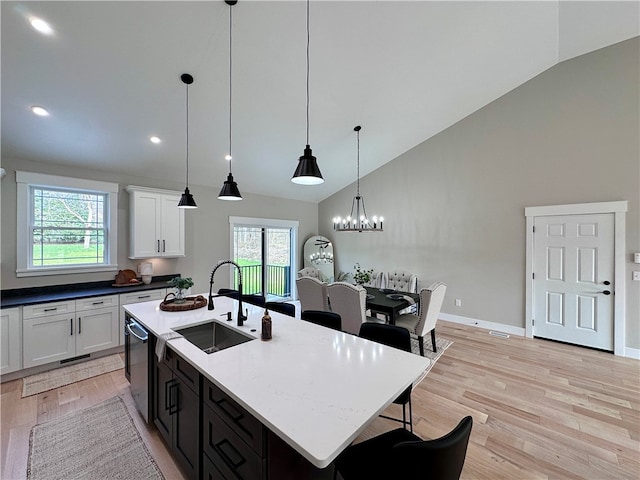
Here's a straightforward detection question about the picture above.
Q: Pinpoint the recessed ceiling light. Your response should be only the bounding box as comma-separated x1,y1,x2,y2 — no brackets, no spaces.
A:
29,17,53,35
31,106,50,117
149,136,162,144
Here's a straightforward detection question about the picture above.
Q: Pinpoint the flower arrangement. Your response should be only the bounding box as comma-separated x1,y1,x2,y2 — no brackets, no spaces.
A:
167,276,194,303
353,263,374,285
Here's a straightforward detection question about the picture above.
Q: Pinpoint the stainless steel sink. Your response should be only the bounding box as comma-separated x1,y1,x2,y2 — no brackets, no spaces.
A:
173,321,253,354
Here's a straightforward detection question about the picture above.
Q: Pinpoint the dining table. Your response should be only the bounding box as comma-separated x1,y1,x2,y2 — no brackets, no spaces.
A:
364,286,420,325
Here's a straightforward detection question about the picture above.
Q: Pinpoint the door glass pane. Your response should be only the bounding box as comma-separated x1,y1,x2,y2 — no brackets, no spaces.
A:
266,228,292,299
233,227,263,294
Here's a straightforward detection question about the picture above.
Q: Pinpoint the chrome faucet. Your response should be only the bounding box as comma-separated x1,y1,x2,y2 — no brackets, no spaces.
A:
208,260,247,326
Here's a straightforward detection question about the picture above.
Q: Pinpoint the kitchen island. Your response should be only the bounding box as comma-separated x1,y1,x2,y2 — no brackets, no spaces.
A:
124,294,430,478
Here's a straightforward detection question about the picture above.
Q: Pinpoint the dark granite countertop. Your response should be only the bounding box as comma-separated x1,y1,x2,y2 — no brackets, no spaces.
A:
0,274,179,308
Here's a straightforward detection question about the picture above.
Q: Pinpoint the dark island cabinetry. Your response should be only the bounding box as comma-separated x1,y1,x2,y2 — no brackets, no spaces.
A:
153,348,200,479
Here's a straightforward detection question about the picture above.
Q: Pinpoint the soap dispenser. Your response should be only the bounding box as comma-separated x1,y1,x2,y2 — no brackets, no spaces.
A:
261,309,272,341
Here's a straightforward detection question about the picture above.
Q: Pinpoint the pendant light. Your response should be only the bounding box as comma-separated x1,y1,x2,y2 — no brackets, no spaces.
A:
333,126,383,232
218,0,243,200
178,73,197,208
291,0,323,185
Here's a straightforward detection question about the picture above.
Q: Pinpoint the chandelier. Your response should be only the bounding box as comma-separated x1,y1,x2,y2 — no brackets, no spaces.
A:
333,126,383,232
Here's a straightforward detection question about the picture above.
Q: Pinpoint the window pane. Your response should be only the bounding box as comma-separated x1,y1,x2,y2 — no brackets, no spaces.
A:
266,228,291,298
30,188,107,267
233,227,263,294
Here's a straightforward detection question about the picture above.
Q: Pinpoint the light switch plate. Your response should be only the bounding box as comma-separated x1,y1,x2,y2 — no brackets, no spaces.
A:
633,271,640,281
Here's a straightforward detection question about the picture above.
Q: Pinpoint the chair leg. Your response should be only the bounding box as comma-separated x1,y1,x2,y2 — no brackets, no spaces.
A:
408,397,413,433
431,329,437,352
418,336,425,356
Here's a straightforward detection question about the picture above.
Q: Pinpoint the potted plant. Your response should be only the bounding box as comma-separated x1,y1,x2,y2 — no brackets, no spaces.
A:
353,263,374,286
167,276,194,304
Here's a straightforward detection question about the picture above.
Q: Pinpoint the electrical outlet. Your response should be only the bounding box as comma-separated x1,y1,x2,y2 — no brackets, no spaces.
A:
633,271,640,281
455,299,462,307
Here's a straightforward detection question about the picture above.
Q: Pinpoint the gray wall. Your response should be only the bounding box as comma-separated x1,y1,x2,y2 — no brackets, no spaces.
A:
319,38,640,349
0,158,318,293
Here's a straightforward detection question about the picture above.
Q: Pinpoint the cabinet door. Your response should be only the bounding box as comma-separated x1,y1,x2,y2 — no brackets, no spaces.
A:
75,307,120,355
1,308,22,374
160,194,185,257
23,313,75,368
130,191,161,258
153,356,173,445
173,379,200,479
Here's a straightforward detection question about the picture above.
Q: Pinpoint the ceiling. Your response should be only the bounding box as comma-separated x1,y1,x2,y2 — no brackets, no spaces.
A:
2,1,638,203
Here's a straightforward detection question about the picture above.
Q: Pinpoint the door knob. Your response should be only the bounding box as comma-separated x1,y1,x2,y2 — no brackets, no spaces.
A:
603,280,610,285
602,290,611,295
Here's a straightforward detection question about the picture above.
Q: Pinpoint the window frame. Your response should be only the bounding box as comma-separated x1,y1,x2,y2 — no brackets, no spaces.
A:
229,216,299,301
16,171,119,277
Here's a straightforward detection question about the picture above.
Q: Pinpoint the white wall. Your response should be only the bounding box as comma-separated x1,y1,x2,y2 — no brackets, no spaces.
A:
0,158,318,293
319,38,640,349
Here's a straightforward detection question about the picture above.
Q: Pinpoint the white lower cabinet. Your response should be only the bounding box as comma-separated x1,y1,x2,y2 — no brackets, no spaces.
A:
23,296,119,368
119,289,166,345
1,307,22,374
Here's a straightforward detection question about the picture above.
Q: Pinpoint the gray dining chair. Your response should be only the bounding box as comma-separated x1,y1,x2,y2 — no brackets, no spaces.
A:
327,282,382,335
395,281,447,355
296,276,329,312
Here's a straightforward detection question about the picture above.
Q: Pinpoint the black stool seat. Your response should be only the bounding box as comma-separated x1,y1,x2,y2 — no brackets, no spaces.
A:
334,416,473,480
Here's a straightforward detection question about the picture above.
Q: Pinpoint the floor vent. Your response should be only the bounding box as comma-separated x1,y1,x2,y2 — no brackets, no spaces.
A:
489,331,510,338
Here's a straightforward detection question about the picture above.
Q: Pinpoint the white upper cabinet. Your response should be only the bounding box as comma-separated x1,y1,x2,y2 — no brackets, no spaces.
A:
126,186,185,259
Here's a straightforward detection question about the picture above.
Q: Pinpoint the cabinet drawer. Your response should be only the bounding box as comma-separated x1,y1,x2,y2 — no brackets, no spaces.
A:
203,405,265,480
120,289,166,305
165,349,199,394
203,452,228,480
23,300,75,319
76,295,118,312
203,378,264,455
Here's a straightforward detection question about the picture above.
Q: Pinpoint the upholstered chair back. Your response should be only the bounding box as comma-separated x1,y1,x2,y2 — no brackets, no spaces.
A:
415,282,447,337
297,267,321,279
385,270,418,293
327,282,367,335
296,276,329,312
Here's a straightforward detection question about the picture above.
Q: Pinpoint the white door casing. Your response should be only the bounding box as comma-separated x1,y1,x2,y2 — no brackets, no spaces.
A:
525,201,627,356
532,214,614,350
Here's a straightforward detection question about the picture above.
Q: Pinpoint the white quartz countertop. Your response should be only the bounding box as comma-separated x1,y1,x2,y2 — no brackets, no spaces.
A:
124,294,430,469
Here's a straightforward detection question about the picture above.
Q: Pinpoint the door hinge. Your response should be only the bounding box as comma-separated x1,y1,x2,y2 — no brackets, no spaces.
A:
533,226,536,233
532,272,535,279
532,319,535,326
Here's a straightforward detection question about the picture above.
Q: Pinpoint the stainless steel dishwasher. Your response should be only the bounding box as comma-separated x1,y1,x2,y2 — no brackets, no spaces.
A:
125,314,150,422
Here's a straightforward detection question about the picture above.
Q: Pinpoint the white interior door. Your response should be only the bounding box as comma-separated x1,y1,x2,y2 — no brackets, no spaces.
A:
533,213,614,351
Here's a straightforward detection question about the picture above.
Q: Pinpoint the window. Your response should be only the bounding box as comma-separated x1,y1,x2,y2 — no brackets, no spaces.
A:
229,217,298,301
16,171,119,277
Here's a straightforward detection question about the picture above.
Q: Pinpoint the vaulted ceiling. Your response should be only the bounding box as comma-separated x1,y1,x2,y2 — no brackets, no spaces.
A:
2,1,638,202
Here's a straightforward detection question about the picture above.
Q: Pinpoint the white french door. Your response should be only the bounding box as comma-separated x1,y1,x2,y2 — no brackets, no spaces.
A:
532,213,614,350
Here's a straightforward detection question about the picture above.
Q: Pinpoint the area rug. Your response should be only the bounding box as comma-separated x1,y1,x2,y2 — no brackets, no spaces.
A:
27,396,164,480
22,354,124,397
411,335,452,375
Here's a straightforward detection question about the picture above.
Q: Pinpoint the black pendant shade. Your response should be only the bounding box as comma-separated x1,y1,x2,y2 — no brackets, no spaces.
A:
218,173,242,200
178,187,198,208
292,145,323,185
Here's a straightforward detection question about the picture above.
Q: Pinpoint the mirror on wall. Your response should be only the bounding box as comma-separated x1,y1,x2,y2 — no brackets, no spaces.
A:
303,235,334,282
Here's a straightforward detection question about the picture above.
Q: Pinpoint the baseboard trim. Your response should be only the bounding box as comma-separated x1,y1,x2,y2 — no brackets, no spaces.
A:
440,312,526,337
624,347,640,360
441,313,640,359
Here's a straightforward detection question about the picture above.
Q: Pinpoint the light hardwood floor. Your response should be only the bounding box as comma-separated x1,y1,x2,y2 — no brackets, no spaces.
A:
1,321,639,479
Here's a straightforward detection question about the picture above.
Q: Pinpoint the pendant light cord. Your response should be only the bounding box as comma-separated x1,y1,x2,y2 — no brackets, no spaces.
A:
185,81,190,188
306,0,310,145
356,128,360,197
228,4,233,174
